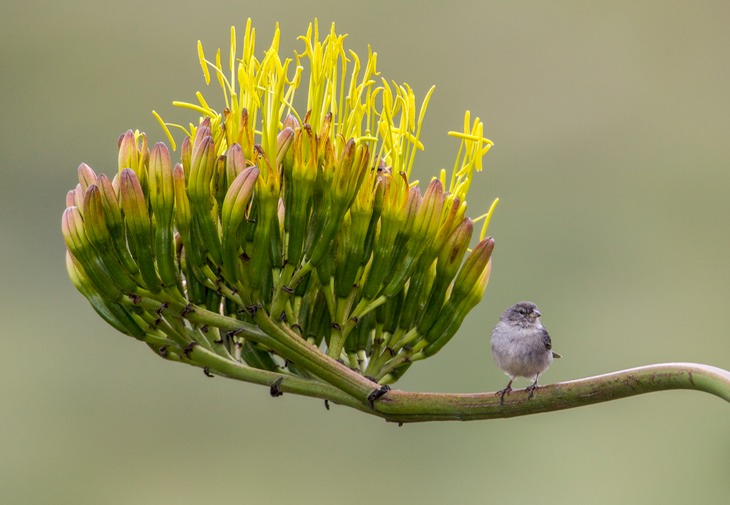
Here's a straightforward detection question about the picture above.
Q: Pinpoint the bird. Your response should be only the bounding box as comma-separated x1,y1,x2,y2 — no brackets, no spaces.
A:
491,301,561,404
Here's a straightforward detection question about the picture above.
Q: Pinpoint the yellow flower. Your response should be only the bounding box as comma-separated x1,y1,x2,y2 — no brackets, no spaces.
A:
65,19,498,383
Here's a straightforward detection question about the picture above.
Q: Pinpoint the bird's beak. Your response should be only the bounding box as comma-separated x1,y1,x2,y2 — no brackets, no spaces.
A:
533,310,541,318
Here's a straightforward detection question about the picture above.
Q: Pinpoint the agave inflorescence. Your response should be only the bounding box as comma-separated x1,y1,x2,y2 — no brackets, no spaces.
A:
62,19,496,400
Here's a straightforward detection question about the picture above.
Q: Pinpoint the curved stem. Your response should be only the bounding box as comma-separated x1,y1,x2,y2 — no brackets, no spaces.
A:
167,356,730,423
132,293,380,403
372,363,730,423
173,344,372,413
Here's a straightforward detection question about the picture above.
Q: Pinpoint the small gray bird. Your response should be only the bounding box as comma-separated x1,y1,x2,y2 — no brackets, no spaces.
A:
491,301,561,404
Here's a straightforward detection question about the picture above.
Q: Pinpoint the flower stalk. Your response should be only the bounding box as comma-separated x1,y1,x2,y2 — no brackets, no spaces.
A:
63,19,730,420
63,19,496,409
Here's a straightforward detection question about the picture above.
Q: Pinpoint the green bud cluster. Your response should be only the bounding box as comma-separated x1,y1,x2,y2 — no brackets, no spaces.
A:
63,20,497,393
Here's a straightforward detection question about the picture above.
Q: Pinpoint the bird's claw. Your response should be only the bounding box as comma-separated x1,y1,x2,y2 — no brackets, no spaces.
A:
496,386,512,405
525,382,539,399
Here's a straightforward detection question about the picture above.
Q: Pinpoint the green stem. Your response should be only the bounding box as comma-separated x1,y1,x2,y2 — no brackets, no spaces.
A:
130,292,380,404
370,363,730,423
252,311,379,401
163,355,730,424
179,344,370,413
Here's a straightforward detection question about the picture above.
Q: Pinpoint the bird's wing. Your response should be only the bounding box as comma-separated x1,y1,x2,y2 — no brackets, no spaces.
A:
540,327,552,350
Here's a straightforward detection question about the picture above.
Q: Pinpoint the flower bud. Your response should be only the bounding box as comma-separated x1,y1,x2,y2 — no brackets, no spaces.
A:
117,130,149,188
148,143,175,224
96,174,139,277
62,207,122,301
382,180,445,299
65,251,147,340
221,166,259,282
180,135,192,179
82,185,138,293
73,183,85,214
148,143,180,289
77,163,97,191
419,238,494,349
449,236,494,303
225,143,246,184
286,125,318,265
282,113,299,130
361,172,409,300
276,126,295,169
119,169,161,292
187,134,222,265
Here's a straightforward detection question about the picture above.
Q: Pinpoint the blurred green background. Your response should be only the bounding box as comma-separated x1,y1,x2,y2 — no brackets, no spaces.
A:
2,0,729,503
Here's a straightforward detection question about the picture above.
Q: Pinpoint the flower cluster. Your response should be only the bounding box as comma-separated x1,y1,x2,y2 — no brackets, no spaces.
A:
63,19,496,387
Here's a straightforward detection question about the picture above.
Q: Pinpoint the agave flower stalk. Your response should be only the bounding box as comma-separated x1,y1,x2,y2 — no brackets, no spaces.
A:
63,19,730,421
63,19,496,407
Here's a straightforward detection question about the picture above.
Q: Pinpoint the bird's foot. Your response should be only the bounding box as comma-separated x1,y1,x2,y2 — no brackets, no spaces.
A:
525,381,539,399
496,385,513,405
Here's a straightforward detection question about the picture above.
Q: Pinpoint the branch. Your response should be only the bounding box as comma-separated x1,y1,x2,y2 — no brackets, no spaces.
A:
175,354,730,423
372,363,730,423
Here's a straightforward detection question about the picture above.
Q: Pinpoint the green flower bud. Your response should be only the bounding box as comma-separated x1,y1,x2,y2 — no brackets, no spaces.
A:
449,236,494,303
117,130,149,188
419,237,494,352
148,143,174,224
362,172,409,300
303,134,336,258
250,149,282,293
361,175,385,262
382,179,444,298
333,213,359,299
119,168,161,292
180,135,192,179
173,164,191,235
117,130,136,172
397,259,436,333
97,174,139,277
188,132,223,265
332,139,370,214
333,172,377,299
148,143,179,289
413,179,445,245
173,163,207,277
82,185,138,293
62,207,123,301
65,251,147,340
213,153,228,211
417,217,474,335
221,166,259,282
285,125,317,265
426,196,462,260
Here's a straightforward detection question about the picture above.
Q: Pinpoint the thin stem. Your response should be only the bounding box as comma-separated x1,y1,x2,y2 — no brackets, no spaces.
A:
178,344,371,413
131,292,382,404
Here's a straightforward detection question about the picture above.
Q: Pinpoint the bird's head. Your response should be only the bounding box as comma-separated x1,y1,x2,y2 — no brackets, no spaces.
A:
502,301,542,326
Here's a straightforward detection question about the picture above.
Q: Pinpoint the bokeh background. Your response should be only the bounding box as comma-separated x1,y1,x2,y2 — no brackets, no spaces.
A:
2,1,729,503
